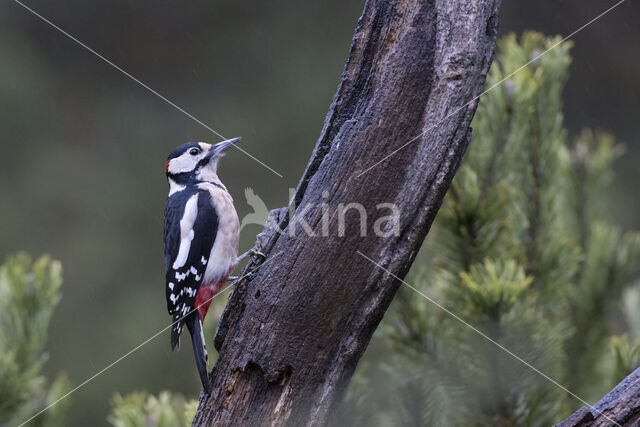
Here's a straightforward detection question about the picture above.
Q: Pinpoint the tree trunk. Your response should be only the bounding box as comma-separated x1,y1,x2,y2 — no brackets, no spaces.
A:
193,0,501,425
555,367,640,427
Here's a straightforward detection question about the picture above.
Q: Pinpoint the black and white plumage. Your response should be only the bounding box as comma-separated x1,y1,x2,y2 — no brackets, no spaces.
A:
164,187,218,343
163,138,241,394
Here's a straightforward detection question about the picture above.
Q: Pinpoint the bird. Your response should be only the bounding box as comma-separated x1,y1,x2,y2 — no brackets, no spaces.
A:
163,137,245,394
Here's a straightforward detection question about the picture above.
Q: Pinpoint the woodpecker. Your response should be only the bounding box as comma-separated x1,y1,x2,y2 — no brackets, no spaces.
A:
164,137,243,394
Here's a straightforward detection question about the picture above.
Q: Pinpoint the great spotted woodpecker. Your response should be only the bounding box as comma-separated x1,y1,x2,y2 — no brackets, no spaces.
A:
164,138,243,394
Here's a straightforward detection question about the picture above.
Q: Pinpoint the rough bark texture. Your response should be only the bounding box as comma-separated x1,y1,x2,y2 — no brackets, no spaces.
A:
555,367,640,427
193,0,501,425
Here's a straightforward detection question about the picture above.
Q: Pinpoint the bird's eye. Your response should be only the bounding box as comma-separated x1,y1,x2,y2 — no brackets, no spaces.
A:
189,148,201,156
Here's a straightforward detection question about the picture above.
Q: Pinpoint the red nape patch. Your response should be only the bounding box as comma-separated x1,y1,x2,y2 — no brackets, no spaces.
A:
165,159,171,175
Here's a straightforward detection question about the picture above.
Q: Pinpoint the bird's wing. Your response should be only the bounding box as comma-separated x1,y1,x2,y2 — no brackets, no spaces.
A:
164,189,218,349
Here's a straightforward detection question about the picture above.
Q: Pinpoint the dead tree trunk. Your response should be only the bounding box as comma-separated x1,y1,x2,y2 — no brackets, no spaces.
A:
193,0,501,424
555,367,640,427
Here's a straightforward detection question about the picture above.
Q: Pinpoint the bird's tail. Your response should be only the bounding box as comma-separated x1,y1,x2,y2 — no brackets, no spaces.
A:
185,312,212,394
170,317,182,351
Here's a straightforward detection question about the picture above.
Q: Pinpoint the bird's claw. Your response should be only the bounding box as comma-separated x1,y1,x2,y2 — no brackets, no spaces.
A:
237,247,267,262
250,248,267,259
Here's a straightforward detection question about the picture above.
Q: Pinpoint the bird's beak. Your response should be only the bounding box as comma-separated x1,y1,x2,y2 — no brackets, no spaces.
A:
213,137,241,156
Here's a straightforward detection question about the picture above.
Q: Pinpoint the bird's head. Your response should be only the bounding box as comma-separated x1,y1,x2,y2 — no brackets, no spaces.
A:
165,137,240,186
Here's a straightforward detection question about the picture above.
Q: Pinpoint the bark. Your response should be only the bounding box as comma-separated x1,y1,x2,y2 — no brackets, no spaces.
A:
193,0,501,425
555,367,640,427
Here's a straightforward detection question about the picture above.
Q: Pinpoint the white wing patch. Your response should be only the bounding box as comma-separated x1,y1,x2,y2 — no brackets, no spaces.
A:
172,193,199,270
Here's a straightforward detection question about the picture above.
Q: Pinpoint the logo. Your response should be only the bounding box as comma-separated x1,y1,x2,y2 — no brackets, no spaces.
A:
239,188,270,234
239,188,400,238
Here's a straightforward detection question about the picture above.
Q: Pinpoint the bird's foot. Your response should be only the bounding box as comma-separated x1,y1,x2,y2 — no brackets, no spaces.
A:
238,247,267,262
249,248,267,259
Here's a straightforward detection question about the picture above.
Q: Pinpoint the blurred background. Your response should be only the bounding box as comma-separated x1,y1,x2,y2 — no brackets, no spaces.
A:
1,1,638,425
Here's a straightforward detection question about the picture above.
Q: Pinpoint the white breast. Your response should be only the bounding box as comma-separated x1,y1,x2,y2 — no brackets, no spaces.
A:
198,182,239,286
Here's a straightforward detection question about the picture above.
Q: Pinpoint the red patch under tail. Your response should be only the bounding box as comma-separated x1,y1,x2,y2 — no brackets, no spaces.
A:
194,280,226,321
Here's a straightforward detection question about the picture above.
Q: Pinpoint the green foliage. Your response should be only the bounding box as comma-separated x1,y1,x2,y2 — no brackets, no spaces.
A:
608,283,640,385
609,335,640,385
622,284,640,340
0,254,71,426
338,32,640,426
107,391,197,427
